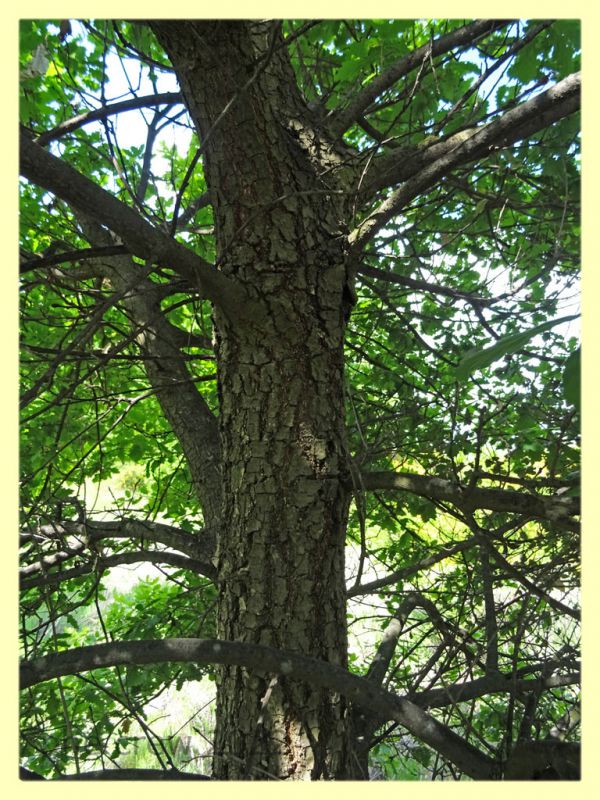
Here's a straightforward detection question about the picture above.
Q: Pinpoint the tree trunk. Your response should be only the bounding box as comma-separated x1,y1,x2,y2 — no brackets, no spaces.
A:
211,262,352,780
151,21,357,779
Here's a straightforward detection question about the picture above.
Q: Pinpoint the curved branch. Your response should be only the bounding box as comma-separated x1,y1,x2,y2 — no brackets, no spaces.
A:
21,518,215,562
20,766,210,781
20,550,216,592
20,518,219,594
20,244,129,275
20,637,497,780
19,134,254,320
33,92,183,146
71,215,223,522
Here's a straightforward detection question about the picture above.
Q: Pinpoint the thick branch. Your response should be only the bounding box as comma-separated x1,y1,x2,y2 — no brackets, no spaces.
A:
19,134,254,319
20,244,129,274
412,671,580,710
357,470,579,525
330,20,509,137
20,550,216,592
504,740,579,780
366,73,580,196
352,72,580,249
21,767,210,781
21,519,215,562
20,637,497,779
67,214,223,522
127,298,222,521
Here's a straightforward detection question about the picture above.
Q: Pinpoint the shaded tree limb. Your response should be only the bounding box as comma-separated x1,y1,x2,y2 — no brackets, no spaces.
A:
348,593,422,777
135,109,162,203
175,190,212,228
366,597,420,686
19,767,46,780
20,542,88,577
71,214,224,523
19,133,255,320
480,546,499,673
411,671,580,710
20,766,211,780
20,244,129,274
20,550,216,592
503,740,580,780
21,518,215,563
20,637,498,780
365,73,580,196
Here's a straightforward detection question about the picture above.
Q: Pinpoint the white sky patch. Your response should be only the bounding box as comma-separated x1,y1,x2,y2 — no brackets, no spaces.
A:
101,51,191,154
62,22,194,203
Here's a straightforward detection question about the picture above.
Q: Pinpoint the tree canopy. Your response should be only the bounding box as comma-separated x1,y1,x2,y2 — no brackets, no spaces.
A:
19,18,580,781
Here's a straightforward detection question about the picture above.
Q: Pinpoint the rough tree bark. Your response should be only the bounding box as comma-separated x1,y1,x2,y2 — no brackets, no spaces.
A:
150,21,357,779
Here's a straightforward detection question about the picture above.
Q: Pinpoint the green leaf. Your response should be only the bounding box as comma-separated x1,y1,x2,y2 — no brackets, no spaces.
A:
563,347,580,411
412,745,433,768
455,315,578,381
